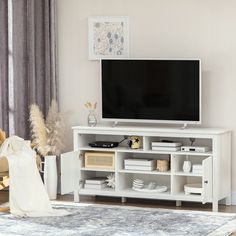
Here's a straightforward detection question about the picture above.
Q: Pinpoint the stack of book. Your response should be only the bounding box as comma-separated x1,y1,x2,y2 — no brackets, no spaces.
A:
151,141,182,151
192,164,203,174
84,177,107,190
124,159,156,171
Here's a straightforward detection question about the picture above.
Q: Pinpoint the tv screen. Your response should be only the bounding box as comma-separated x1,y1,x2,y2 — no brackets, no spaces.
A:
101,59,201,123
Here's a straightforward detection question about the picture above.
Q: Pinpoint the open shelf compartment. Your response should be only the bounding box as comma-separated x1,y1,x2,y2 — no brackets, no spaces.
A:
171,154,212,176
117,172,170,194
79,170,115,192
116,152,171,175
144,136,212,153
76,133,144,151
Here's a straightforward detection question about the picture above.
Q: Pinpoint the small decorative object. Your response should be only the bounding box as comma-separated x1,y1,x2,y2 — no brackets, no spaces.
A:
88,16,129,60
147,182,156,190
156,160,169,172
128,136,141,149
183,156,192,173
132,179,167,193
29,100,65,200
132,179,144,189
106,173,115,189
85,102,97,127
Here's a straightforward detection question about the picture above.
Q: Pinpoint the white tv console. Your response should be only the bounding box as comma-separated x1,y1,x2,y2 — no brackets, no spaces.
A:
60,125,231,212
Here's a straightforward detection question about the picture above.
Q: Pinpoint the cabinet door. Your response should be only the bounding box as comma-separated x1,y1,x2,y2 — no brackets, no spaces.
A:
202,156,213,204
60,151,79,195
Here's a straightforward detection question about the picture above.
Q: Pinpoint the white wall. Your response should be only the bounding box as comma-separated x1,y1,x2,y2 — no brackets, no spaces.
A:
57,0,236,194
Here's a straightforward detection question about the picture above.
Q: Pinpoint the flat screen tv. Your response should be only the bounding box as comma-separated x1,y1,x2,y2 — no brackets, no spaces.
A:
101,58,201,124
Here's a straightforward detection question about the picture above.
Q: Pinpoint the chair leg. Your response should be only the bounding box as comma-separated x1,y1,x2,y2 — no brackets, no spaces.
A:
0,207,9,212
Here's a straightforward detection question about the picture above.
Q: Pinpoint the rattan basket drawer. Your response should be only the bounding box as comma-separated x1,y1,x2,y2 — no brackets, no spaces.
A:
84,152,115,170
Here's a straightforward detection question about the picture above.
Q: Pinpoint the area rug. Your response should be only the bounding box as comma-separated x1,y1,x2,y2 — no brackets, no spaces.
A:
0,203,236,236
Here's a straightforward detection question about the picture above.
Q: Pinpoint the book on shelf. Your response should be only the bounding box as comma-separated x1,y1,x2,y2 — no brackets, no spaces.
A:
192,164,203,174
151,142,182,147
124,165,155,171
124,159,155,167
151,146,181,151
192,164,203,169
85,177,107,185
192,170,203,174
84,183,107,190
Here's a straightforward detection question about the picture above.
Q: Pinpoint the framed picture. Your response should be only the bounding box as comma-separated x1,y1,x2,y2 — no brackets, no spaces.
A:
88,16,129,60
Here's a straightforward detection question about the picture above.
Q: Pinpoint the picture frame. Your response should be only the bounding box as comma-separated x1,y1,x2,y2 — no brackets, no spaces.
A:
88,16,129,60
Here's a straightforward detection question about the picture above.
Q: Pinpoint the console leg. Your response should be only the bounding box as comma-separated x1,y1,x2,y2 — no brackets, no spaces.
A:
226,195,232,206
212,200,218,212
121,197,127,203
176,200,182,207
74,190,80,202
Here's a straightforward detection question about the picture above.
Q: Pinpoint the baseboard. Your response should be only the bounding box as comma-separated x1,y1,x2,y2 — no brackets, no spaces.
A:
232,192,236,205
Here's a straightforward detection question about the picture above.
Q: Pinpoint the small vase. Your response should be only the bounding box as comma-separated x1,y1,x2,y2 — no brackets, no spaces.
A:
183,160,192,173
44,155,58,200
88,110,97,127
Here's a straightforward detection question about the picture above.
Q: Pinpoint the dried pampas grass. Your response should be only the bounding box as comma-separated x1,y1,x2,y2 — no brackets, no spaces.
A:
29,104,47,156
29,100,65,156
45,100,65,156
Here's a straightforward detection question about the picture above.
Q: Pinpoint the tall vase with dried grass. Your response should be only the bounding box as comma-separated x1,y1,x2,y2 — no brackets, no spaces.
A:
29,100,65,200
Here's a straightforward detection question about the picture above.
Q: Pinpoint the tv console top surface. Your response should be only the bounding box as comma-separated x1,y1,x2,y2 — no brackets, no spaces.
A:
72,124,230,135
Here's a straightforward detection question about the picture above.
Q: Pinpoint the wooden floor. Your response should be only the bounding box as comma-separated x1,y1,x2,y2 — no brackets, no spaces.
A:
57,194,236,213
1,190,236,213
1,191,236,235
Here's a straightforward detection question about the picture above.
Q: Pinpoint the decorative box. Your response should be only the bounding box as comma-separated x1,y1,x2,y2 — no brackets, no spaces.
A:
84,152,115,170
156,160,169,172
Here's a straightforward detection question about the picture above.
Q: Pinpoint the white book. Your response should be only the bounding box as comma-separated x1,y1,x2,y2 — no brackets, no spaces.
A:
84,183,107,190
152,142,182,147
192,168,203,171
192,170,203,174
125,165,155,171
124,159,155,167
151,146,181,151
85,177,107,184
192,165,203,170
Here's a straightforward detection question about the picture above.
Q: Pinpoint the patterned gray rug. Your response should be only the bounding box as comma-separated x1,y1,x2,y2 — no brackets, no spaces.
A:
0,203,236,236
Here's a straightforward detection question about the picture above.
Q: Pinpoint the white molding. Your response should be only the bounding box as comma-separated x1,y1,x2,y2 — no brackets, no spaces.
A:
232,191,236,205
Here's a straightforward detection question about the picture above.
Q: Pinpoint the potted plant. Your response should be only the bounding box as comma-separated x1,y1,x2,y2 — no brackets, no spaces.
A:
29,100,65,200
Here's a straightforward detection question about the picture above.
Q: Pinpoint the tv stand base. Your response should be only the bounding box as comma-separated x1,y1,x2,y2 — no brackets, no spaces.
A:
60,125,231,212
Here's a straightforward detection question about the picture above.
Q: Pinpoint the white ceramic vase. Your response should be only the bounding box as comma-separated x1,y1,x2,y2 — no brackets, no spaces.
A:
183,160,192,173
44,155,58,200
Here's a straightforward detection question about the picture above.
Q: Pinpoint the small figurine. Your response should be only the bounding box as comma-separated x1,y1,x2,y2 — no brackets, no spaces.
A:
128,136,141,149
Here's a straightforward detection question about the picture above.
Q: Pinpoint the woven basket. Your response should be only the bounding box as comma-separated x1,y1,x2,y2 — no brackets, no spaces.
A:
156,160,169,172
